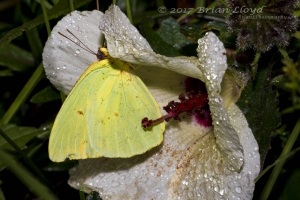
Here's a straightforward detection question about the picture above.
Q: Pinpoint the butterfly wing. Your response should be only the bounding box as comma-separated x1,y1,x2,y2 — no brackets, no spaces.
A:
49,59,164,162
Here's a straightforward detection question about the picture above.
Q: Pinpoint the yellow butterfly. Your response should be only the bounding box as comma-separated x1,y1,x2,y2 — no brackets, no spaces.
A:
49,47,164,162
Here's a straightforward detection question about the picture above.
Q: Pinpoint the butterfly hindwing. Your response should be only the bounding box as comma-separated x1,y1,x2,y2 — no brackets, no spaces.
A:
49,58,164,162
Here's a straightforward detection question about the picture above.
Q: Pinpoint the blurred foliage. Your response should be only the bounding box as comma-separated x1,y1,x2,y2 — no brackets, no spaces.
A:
278,169,300,200
0,0,299,199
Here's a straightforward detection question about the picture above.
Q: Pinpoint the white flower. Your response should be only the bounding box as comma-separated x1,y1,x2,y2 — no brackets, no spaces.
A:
42,5,260,200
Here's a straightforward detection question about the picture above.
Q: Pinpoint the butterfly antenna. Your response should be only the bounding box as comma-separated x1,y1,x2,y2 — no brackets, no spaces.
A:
58,30,96,56
66,29,96,54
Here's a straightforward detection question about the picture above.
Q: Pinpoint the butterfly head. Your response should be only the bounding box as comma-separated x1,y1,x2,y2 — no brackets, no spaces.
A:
97,48,109,61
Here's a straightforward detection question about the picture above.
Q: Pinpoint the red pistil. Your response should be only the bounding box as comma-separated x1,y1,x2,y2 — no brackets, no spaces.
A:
142,91,208,128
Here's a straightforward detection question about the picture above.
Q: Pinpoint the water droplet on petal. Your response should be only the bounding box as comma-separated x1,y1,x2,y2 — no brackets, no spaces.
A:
235,186,242,193
111,181,120,187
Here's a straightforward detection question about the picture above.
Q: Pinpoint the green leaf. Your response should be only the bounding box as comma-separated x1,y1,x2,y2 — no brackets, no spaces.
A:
0,70,13,77
0,187,5,200
279,169,300,200
30,86,61,103
236,66,281,167
0,23,15,39
139,17,182,57
0,23,15,32
180,21,236,49
0,103,4,121
0,43,35,71
0,124,49,151
0,0,93,49
271,74,292,92
35,0,54,10
156,17,195,51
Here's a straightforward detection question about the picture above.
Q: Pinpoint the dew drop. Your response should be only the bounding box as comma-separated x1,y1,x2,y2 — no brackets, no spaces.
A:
140,176,148,182
62,65,66,70
111,181,120,187
210,36,216,43
188,192,193,198
214,186,219,192
219,188,224,195
155,188,161,193
76,49,81,54
235,186,242,193
99,173,105,178
182,180,189,185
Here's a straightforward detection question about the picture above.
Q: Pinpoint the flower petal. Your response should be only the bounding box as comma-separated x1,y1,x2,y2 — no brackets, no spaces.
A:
99,5,203,80
197,32,244,171
42,10,104,95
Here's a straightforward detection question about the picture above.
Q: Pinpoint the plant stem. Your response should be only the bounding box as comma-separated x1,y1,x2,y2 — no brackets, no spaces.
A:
79,191,85,200
278,48,291,60
41,0,51,36
69,0,74,12
0,129,52,189
255,146,300,182
0,64,44,125
0,149,58,200
125,0,133,24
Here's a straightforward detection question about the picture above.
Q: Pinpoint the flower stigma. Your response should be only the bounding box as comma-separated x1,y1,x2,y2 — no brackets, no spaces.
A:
142,77,212,128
